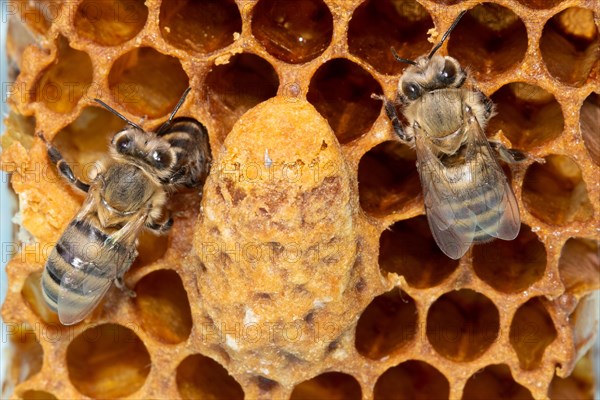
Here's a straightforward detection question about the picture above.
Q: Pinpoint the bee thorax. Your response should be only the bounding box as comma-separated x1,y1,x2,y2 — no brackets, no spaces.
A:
414,90,464,141
101,164,157,215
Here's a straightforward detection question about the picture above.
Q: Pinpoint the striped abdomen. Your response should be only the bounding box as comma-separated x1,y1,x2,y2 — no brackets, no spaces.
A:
445,161,517,242
158,117,212,188
42,219,133,314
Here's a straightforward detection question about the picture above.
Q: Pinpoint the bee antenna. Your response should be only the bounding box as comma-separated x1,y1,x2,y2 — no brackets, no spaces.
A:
428,10,467,59
157,87,191,135
390,47,417,66
94,99,144,131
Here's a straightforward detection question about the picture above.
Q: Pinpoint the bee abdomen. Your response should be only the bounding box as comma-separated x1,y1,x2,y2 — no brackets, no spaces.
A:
71,218,109,244
160,118,206,156
41,260,60,311
453,180,505,241
159,118,211,187
41,219,126,312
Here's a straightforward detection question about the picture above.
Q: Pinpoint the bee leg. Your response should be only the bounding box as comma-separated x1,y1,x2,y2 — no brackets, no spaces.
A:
489,141,544,164
475,90,494,120
36,132,90,193
114,276,136,298
146,215,173,234
372,94,413,144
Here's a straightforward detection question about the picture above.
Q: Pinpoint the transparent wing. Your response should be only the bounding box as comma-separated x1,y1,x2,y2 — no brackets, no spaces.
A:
112,208,150,242
463,109,520,240
494,182,520,240
415,134,476,260
56,189,111,325
73,191,97,221
57,213,146,325
415,105,521,260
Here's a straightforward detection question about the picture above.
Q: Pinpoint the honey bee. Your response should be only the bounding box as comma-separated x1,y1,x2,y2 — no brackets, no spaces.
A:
39,88,212,325
376,11,532,259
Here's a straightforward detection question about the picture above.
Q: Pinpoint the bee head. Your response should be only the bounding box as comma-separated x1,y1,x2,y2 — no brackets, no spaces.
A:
392,10,468,103
398,55,466,102
111,128,177,180
96,87,192,184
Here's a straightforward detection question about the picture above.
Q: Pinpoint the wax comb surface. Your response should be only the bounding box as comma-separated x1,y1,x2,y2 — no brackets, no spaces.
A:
1,1,598,399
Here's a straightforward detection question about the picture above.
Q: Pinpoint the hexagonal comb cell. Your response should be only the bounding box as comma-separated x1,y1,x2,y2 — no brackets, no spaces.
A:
307,58,383,144
347,0,433,75
21,391,58,400
107,47,189,118
427,289,500,362
33,36,92,113
176,354,244,400
509,297,557,370
290,372,361,400
522,155,594,226
357,141,420,216
204,53,279,139
159,0,241,54
580,92,599,165
355,289,417,359
513,0,563,9
21,270,59,324
540,8,599,86
10,0,56,35
462,364,533,400
373,360,450,399
379,216,459,288
448,3,527,78
488,82,564,150
51,106,129,180
66,324,151,398
134,269,192,344
558,238,599,296
472,224,546,293
3,325,43,391
74,0,148,46
251,0,333,64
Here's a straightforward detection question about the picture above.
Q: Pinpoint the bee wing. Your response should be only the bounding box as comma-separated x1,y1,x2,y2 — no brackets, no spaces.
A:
107,210,148,247
55,192,110,325
73,190,98,220
57,261,114,325
415,134,476,260
463,108,520,240
57,213,147,326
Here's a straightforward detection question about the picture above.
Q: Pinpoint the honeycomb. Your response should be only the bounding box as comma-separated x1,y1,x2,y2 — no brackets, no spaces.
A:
1,0,599,399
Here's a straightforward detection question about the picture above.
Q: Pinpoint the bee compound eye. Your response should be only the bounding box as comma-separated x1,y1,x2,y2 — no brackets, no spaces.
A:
402,81,421,100
151,150,172,168
116,135,132,153
440,59,457,84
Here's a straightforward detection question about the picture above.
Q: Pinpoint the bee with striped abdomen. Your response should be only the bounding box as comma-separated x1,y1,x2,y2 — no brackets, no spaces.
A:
375,11,536,259
39,88,212,325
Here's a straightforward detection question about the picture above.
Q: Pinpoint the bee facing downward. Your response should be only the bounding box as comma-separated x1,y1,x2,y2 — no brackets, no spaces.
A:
376,11,535,260
39,88,212,325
